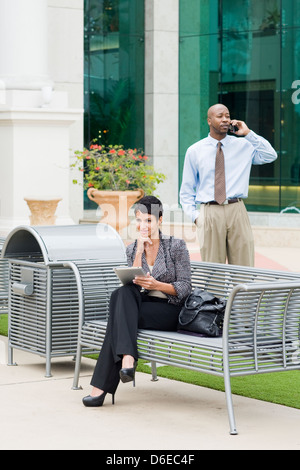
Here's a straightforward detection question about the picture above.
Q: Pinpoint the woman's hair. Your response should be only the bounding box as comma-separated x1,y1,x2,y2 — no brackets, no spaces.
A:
134,195,163,220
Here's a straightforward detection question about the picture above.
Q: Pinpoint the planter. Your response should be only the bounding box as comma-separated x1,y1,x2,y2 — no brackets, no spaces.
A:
87,188,144,232
24,198,62,226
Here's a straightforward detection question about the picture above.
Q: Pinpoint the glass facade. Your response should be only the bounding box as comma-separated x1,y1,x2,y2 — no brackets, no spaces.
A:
84,0,300,213
179,0,300,212
84,0,144,207
84,0,144,148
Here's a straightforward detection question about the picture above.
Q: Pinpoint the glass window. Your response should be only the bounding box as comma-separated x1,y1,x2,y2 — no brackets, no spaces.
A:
84,0,145,208
179,0,300,213
220,0,280,212
280,17,300,210
179,0,219,178
84,0,144,148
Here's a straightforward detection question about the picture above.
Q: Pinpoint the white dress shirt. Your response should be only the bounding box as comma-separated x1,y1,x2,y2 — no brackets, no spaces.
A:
180,131,277,222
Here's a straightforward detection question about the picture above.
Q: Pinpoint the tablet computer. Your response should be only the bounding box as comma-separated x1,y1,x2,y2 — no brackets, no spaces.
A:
114,266,147,285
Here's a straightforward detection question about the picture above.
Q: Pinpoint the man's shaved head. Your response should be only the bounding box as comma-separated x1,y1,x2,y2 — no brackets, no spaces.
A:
207,104,231,139
207,103,229,119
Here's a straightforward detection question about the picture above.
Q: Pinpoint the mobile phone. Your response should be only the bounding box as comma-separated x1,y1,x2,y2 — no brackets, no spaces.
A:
228,123,238,133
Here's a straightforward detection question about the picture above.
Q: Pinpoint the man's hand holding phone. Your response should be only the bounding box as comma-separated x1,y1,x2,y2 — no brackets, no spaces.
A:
229,120,250,136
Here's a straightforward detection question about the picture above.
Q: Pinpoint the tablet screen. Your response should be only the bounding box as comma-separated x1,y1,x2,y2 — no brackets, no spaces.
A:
114,266,146,285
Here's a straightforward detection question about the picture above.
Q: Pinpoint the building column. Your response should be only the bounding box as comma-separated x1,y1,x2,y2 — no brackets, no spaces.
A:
0,0,83,235
0,0,51,90
144,0,179,207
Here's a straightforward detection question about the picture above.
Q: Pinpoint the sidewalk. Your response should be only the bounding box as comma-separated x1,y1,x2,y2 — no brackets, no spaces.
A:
0,244,300,450
188,242,300,273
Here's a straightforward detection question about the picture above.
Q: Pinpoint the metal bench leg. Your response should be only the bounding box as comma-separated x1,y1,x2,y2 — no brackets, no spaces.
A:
45,353,52,378
8,343,17,366
63,261,84,390
224,371,238,435
72,342,83,390
223,302,238,435
45,276,52,378
151,361,158,381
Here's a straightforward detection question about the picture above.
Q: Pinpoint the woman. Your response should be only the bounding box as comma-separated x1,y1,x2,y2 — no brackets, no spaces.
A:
82,195,192,407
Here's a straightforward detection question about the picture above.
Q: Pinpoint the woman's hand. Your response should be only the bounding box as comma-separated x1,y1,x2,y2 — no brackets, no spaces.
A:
133,273,177,296
136,236,152,255
133,236,153,268
133,272,158,290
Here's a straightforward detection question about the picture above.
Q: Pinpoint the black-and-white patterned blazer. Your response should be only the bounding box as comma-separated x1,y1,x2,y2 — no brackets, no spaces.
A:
126,233,192,305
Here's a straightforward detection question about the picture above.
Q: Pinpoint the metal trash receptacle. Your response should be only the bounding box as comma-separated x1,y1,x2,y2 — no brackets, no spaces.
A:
0,237,9,315
1,224,126,376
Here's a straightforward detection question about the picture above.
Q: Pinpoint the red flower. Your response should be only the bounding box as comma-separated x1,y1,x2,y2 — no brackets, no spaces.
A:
90,144,101,150
109,149,116,154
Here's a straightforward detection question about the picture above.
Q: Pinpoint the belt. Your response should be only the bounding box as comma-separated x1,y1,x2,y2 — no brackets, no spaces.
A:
205,198,241,205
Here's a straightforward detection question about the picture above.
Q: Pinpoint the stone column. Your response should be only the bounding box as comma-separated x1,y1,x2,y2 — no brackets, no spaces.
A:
144,0,179,207
0,0,51,90
0,0,83,235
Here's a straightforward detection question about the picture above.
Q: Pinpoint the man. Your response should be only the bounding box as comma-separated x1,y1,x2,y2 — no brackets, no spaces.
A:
180,103,277,266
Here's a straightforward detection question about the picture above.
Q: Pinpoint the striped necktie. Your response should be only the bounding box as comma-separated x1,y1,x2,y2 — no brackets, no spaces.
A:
214,141,226,204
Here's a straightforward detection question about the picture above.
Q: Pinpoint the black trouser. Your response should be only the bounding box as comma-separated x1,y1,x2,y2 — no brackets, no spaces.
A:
90,284,181,395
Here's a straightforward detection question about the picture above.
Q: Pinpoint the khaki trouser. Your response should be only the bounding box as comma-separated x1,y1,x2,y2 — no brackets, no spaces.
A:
196,199,254,266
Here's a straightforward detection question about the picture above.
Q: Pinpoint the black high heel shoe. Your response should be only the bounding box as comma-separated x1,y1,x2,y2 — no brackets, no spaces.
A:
82,392,115,407
119,361,137,386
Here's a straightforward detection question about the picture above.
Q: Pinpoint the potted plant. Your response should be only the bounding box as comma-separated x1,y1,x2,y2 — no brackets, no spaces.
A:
71,138,166,232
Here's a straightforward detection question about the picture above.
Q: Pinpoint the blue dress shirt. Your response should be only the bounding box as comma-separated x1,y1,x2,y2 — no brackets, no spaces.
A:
180,131,278,222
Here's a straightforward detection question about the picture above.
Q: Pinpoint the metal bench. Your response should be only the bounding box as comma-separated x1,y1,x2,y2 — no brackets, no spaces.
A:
0,237,8,316
68,260,300,435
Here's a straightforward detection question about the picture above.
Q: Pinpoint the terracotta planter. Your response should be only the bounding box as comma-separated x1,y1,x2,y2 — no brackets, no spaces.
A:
87,188,144,232
24,198,62,226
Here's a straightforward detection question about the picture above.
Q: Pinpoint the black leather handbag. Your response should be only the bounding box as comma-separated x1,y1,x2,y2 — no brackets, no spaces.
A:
178,288,226,337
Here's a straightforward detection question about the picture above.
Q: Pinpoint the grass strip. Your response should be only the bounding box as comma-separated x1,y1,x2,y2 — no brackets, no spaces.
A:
0,314,7,337
136,360,300,410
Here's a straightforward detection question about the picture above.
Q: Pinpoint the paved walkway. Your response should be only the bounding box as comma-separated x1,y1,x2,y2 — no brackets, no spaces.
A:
188,242,300,272
0,244,299,450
